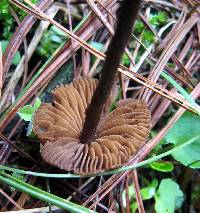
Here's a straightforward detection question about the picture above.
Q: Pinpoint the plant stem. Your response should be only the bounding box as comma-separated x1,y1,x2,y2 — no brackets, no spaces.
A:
80,0,142,144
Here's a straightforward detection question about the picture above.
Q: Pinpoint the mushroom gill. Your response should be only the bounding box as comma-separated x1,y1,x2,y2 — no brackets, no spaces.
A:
33,77,151,174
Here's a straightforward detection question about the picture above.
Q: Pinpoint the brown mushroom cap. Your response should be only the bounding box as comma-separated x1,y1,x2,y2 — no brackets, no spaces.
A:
33,77,151,174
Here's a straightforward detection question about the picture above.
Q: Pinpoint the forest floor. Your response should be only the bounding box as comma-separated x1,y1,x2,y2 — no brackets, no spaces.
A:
0,0,200,212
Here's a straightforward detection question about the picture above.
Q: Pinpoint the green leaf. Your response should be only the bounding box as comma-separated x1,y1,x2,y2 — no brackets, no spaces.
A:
150,16,159,26
122,53,130,66
165,111,200,168
157,12,168,24
33,98,41,110
18,98,41,122
150,12,168,27
31,0,39,4
18,105,35,121
0,0,9,14
88,41,104,52
1,40,21,65
149,161,174,172
130,202,138,213
188,160,200,167
122,179,158,207
142,30,155,46
134,20,144,33
51,35,63,44
155,179,184,213
12,51,21,65
51,26,67,36
140,179,158,200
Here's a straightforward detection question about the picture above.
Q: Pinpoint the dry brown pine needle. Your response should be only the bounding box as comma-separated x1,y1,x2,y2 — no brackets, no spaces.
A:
33,77,151,174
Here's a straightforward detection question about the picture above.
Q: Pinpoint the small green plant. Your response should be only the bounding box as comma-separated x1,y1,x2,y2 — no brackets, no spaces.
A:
155,179,184,213
18,98,41,136
123,179,158,212
135,20,145,34
18,98,41,122
142,30,155,46
37,26,67,58
0,0,13,39
122,178,184,213
150,11,168,26
0,0,39,39
122,10,170,65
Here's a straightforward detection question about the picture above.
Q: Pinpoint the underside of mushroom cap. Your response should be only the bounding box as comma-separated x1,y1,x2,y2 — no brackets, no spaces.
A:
33,77,151,174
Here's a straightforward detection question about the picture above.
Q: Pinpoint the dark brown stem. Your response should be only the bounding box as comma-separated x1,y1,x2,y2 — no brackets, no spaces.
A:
80,0,142,144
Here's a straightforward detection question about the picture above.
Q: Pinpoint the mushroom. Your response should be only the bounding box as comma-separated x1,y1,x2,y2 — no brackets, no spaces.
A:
33,77,151,174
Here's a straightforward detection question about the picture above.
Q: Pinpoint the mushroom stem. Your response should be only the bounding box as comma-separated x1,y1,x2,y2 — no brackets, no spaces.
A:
80,0,142,144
